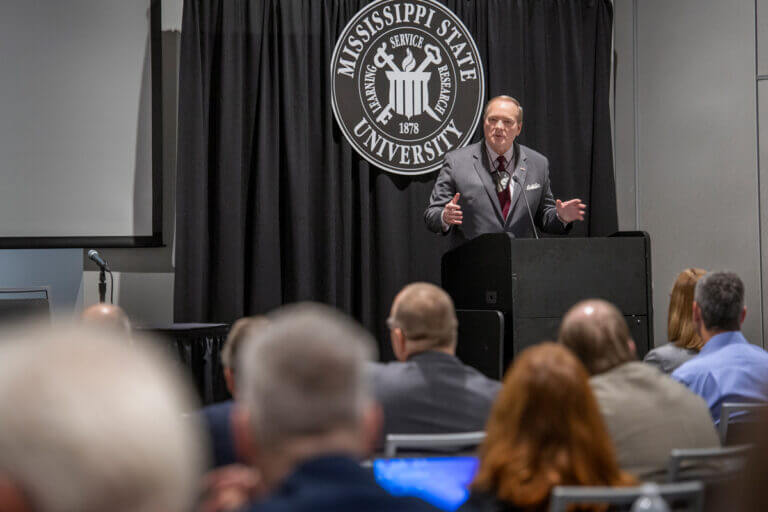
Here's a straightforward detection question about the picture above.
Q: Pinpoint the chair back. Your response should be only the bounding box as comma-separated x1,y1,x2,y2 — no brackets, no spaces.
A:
0,287,50,325
384,431,485,458
548,481,704,512
719,402,768,444
666,444,752,484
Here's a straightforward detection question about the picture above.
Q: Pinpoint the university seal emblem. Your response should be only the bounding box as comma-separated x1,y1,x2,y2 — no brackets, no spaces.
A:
330,0,484,175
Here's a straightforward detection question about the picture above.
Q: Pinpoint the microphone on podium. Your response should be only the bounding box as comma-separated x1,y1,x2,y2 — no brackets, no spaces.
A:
512,176,539,240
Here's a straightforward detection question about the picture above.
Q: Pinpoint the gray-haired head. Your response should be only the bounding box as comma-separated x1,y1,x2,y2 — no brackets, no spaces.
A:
484,95,523,124
0,324,204,512
388,282,458,352
694,271,745,332
220,316,270,373
238,303,376,448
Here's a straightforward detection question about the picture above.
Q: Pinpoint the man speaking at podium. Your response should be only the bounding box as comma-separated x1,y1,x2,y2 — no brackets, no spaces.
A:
424,96,586,248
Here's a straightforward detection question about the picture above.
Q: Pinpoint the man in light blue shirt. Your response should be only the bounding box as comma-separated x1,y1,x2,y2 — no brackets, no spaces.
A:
672,271,768,424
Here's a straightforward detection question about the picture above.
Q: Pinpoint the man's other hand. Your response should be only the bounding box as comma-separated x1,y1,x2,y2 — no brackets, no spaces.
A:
555,198,586,223
442,193,463,225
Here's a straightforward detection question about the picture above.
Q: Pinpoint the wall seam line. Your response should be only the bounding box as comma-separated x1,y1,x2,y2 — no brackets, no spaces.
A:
633,0,640,231
756,0,765,347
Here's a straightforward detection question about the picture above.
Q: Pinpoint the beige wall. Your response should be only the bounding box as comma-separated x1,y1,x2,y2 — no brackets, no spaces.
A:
614,0,765,346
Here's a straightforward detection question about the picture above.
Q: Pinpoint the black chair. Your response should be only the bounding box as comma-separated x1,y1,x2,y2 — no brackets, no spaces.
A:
455,309,504,379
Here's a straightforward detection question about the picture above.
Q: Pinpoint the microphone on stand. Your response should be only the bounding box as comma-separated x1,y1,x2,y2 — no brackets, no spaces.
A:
87,250,111,303
87,249,110,270
512,176,539,240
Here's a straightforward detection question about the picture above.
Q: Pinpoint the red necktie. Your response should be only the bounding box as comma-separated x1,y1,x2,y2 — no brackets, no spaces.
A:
496,155,511,219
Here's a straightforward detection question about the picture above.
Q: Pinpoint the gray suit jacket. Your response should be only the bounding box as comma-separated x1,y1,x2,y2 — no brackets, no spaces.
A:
368,351,501,438
590,362,720,480
643,342,698,374
424,140,571,248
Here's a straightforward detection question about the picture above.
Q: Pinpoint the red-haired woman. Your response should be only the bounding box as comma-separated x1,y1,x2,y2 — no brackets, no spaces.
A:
459,343,634,512
643,268,707,373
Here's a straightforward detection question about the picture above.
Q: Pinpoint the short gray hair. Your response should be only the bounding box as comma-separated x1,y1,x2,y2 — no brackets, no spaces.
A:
220,316,270,372
694,271,745,331
484,95,523,123
388,282,458,349
238,303,376,447
0,325,204,512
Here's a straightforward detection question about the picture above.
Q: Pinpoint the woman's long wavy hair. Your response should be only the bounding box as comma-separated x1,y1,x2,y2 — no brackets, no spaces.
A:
668,268,707,351
472,343,634,510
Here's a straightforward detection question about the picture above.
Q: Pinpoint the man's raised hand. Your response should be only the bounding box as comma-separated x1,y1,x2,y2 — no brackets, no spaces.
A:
555,198,587,223
442,193,463,225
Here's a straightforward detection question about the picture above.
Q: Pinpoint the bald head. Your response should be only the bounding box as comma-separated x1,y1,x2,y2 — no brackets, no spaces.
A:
389,283,458,352
557,299,635,375
81,304,131,335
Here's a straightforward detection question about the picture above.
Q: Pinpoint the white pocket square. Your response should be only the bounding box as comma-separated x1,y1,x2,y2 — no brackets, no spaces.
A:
526,183,541,191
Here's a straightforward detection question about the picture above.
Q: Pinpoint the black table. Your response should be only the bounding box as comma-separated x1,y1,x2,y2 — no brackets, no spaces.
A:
140,323,231,405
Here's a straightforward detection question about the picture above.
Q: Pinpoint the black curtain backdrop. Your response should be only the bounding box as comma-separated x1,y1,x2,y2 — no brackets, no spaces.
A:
175,0,616,360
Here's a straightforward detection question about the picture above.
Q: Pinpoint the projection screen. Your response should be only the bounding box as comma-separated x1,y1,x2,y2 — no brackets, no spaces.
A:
0,0,162,247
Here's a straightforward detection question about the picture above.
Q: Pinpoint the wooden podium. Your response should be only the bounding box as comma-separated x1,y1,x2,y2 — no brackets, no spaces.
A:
443,232,653,375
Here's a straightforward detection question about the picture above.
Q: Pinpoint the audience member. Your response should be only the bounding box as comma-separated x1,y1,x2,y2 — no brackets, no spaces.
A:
233,303,439,512
672,271,768,423
644,268,707,373
559,299,719,480
201,316,269,468
460,343,634,512
0,324,204,512
81,302,131,334
369,283,500,439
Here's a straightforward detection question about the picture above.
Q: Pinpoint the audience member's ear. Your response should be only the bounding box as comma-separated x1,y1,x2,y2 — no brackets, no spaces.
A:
692,302,703,331
391,328,408,362
224,367,236,398
627,338,636,357
0,477,32,512
740,306,747,326
361,402,383,456
231,405,257,464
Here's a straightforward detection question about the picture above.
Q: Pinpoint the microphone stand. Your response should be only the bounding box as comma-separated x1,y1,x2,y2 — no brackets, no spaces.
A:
513,175,539,239
98,267,107,303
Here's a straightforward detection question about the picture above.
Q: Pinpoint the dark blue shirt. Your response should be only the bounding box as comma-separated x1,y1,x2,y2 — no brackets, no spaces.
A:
199,400,237,468
672,331,768,424
245,455,439,512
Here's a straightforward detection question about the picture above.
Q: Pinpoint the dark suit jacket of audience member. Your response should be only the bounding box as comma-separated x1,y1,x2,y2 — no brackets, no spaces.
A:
199,399,237,468
245,455,439,511
369,351,501,438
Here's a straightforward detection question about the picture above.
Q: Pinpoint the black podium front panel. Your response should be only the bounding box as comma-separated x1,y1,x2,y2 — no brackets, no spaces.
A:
442,232,652,371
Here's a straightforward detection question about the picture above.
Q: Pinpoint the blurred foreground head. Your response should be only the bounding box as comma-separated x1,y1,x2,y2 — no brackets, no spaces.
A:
235,303,378,483
81,303,132,335
0,324,204,512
